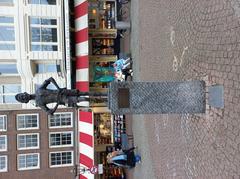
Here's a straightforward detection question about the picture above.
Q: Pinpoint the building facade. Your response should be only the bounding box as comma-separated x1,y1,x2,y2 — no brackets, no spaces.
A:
0,0,126,178
0,1,83,178
0,108,77,179
0,0,71,110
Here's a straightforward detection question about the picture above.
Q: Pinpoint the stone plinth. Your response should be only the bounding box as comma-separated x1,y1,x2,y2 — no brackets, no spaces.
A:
108,81,206,114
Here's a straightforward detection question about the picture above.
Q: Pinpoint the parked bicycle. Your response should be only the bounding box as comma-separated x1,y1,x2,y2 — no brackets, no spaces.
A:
118,0,130,5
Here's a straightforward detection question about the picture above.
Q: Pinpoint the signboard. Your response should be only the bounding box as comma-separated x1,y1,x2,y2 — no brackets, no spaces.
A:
98,164,104,174
64,0,71,89
90,166,98,174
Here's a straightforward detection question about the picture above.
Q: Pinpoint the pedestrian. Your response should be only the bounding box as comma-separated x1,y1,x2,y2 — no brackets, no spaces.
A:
113,57,132,72
114,71,125,81
121,68,133,81
107,147,141,168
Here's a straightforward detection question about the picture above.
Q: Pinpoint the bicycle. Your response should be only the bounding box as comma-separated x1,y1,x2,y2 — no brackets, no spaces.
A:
118,0,130,5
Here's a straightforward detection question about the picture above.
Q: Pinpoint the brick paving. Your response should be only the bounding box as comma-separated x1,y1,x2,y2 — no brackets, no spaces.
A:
129,0,240,178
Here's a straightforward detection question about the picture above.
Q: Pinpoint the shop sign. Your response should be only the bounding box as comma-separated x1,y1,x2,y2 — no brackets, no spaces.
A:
64,0,71,89
90,165,98,174
98,164,104,174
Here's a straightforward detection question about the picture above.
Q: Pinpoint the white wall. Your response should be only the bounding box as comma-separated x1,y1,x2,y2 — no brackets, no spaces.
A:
0,0,67,110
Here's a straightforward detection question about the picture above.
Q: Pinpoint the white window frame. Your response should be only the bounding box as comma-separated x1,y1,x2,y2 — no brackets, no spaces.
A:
0,115,7,131
35,63,58,74
17,113,39,130
0,84,21,104
30,17,58,51
28,0,57,5
0,0,13,6
0,16,15,50
49,131,73,148
17,153,40,171
48,112,73,129
0,63,18,76
0,155,7,172
49,151,73,168
0,135,7,152
17,133,40,150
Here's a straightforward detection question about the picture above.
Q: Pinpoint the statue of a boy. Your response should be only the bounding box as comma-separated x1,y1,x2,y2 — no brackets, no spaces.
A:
15,77,106,115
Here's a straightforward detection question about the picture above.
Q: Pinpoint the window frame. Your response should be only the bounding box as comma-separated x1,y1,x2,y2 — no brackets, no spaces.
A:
49,131,73,148
0,16,15,50
49,151,73,168
28,0,57,5
0,135,7,152
0,155,7,172
0,115,7,131
29,17,58,51
0,84,21,104
48,112,73,129
36,63,58,73
17,113,39,130
0,63,18,75
17,153,40,171
17,133,40,150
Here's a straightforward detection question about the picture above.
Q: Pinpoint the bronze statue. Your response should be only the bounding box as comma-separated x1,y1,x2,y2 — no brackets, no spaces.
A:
15,77,107,115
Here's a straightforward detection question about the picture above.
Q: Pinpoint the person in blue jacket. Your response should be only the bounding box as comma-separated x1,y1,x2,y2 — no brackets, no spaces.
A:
107,147,141,168
113,57,132,72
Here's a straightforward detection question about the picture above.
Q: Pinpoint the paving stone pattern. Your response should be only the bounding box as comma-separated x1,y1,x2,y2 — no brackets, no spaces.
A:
130,0,240,178
109,81,206,114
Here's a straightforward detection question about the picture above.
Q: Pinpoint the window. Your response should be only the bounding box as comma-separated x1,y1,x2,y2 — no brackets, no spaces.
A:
18,153,40,170
30,17,58,51
49,151,73,167
0,156,7,172
0,0,13,6
0,16,15,50
0,64,18,75
36,63,57,73
17,133,39,150
17,114,39,130
49,112,73,128
0,115,7,131
0,136,7,151
0,84,21,104
49,131,73,148
29,0,56,5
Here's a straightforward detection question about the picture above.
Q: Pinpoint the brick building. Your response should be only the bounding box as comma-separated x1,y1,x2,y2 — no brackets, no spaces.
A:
0,108,77,179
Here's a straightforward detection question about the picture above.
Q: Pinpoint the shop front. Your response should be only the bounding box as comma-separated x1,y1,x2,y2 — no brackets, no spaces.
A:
75,0,119,93
78,109,125,179
92,107,126,179
74,0,125,178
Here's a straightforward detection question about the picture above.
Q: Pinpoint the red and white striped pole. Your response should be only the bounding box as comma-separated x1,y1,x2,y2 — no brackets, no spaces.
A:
75,0,89,92
75,1,94,179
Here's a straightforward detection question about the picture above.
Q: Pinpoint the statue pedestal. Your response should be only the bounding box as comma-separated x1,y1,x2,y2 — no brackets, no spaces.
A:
108,81,206,114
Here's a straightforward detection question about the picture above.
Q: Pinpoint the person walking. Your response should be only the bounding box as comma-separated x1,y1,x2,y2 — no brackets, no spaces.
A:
121,68,133,81
107,147,141,168
113,57,132,72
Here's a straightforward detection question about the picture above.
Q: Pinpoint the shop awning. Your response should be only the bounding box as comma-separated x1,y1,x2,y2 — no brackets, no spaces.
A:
78,110,94,179
75,0,89,92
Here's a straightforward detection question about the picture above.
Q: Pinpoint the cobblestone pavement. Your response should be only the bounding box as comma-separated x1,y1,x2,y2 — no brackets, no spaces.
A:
130,0,240,178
